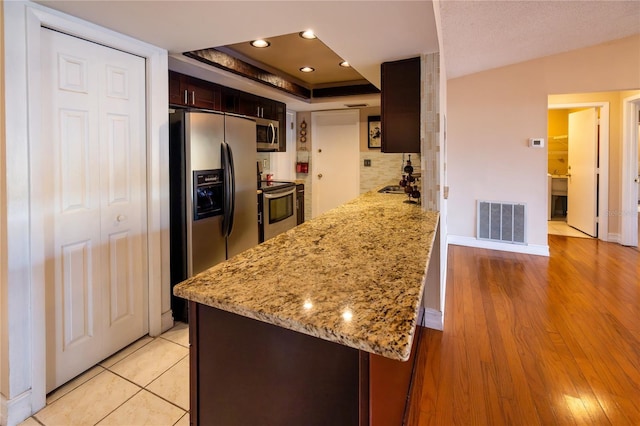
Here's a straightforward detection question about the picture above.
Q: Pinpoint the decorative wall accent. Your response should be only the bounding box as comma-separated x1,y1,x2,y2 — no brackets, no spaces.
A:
421,53,440,211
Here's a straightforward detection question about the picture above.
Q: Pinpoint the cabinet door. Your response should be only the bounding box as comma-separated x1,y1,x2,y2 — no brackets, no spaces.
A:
169,71,221,110
169,71,184,105
238,92,260,117
276,102,286,152
381,57,420,153
221,87,240,113
257,97,276,120
183,77,220,110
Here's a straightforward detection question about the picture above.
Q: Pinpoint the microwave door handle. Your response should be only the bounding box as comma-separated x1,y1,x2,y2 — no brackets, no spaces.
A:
269,122,276,145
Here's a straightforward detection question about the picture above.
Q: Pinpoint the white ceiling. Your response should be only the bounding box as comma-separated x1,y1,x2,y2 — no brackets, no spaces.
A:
439,0,640,79
35,0,640,110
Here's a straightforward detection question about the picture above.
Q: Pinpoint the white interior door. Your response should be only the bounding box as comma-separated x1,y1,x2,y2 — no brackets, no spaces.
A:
41,28,148,392
311,110,360,218
567,108,598,237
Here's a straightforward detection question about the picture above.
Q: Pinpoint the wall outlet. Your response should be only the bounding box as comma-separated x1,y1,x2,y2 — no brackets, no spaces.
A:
364,159,372,167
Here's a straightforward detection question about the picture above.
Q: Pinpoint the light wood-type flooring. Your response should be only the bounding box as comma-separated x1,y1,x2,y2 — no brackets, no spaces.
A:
408,234,640,425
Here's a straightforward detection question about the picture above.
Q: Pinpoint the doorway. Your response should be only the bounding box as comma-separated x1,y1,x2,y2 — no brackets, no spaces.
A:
547,102,609,240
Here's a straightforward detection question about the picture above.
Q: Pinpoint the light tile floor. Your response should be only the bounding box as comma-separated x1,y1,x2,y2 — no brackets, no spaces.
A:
548,218,594,238
22,322,190,426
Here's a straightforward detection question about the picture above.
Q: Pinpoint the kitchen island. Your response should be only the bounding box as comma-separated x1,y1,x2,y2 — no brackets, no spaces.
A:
174,188,439,425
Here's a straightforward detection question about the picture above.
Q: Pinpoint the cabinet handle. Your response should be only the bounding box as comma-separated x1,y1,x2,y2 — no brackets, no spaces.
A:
191,91,195,105
184,90,188,105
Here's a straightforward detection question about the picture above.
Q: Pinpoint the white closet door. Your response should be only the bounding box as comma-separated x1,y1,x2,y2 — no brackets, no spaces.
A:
41,27,148,392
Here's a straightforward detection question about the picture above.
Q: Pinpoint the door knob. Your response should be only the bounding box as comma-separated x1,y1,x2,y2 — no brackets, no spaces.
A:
317,174,323,179
635,177,640,183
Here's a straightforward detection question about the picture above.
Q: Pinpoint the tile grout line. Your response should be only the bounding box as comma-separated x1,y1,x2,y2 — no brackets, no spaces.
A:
92,388,145,426
29,326,190,425
44,366,107,406
102,346,190,414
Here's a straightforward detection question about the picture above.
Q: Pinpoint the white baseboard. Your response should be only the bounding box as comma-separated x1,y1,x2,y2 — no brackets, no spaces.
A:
447,235,550,257
422,308,444,331
160,310,175,336
1,390,33,426
607,233,621,244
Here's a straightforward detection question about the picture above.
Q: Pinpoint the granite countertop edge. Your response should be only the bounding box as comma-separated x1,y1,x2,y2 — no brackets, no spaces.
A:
174,185,439,361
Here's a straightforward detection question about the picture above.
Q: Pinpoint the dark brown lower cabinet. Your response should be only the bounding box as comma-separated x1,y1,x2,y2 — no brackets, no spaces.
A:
189,302,420,426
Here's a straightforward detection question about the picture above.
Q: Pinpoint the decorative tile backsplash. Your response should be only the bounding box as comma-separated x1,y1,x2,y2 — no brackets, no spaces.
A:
360,152,421,194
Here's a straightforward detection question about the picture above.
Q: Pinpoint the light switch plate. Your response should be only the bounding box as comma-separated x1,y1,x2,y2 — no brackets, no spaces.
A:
529,138,544,148
364,159,372,167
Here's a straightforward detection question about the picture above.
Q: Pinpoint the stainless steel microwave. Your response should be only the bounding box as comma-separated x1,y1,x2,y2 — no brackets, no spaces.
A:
256,117,279,151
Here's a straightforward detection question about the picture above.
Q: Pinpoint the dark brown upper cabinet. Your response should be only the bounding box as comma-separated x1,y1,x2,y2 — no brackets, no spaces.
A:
169,71,221,110
381,57,421,153
170,71,287,152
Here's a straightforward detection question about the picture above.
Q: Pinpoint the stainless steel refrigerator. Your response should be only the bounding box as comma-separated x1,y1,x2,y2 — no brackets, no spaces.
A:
169,109,258,321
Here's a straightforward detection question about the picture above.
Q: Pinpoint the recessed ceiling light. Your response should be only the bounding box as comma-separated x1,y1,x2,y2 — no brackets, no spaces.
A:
299,66,315,73
250,39,270,48
299,30,317,40
339,61,351,68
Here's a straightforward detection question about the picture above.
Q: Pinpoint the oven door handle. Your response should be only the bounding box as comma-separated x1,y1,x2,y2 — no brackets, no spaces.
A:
263,187,296,199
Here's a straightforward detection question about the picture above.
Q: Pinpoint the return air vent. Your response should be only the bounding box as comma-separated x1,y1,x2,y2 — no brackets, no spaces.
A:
477,201,526,244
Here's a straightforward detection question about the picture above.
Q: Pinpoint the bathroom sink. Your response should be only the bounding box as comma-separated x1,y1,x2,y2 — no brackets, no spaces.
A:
378,185,405,194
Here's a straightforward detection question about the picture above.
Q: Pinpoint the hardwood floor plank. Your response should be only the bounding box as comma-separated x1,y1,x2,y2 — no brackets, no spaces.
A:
409,235,640,425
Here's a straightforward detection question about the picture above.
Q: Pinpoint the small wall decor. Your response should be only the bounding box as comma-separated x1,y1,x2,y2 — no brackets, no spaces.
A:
368,115,381,149
299,119,307,143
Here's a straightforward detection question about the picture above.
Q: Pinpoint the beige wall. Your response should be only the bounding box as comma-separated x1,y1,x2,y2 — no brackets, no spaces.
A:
447,34,640,246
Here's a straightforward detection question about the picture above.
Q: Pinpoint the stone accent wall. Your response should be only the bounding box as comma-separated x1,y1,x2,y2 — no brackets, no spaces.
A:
421,53,440,211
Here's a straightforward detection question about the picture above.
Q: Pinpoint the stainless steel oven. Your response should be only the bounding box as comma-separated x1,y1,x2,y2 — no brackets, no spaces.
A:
260,181,297,241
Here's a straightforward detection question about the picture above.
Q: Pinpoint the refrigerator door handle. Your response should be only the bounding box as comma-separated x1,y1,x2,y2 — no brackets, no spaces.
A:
221,141,235,237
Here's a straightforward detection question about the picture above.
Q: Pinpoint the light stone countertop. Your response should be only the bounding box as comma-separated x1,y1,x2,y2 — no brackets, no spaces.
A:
174,188,439,361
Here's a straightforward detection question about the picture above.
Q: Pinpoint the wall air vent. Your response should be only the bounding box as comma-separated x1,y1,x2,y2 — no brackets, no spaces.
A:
477,201,526,244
